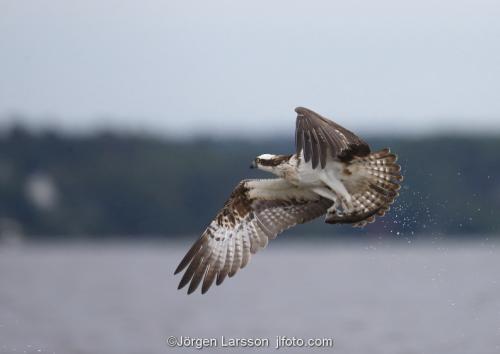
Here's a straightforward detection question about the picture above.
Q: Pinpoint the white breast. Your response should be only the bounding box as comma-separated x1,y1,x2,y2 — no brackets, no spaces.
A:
293,162,323,186
291,154,345,187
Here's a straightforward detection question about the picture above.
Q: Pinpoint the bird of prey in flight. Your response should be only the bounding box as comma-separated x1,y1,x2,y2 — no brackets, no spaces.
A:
175,107,403,294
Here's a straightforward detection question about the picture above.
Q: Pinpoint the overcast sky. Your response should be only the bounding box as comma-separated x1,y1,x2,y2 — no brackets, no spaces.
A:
1,0,499,137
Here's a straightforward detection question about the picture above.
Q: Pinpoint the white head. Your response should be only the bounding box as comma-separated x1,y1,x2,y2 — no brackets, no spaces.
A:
250,154,293,175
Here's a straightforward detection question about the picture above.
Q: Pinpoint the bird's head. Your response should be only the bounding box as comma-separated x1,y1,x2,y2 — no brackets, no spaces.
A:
250,154,293,175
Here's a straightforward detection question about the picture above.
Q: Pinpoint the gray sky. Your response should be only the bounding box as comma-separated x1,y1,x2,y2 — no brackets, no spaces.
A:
1,0,500,137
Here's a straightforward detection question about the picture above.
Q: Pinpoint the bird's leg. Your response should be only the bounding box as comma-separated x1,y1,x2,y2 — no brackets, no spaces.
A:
312,187,340,214
320,174,354,212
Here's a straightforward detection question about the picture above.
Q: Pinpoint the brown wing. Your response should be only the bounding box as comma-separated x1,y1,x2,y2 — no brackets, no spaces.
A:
295,106,371,169
174,179,332,294
325,148,403,227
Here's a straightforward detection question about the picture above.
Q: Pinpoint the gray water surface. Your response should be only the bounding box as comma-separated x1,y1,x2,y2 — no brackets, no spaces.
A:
0,239,499,354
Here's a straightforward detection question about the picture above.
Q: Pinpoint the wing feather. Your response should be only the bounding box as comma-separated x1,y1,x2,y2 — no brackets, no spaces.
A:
202,238,227,294
201,263,216,294
295,106,370,168
309,128,320,169
174,236,206,275
250,219,268,249
188,252,211,294
325,148,403,227
216,234,234,285
295,120,304,159
229,230,242,277
240,230,251,269
175,179,332,294
254,214,275,239
314,127,329,168
303,129,312,163
178,246,205,290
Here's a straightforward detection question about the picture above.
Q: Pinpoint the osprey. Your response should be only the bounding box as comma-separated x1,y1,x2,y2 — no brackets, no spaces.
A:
175,107,403,294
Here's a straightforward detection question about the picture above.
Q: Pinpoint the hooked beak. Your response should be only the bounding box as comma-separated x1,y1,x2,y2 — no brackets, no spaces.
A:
250,160,257,169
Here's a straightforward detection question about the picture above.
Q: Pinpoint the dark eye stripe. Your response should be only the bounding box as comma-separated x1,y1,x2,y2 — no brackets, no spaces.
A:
258,155,292,167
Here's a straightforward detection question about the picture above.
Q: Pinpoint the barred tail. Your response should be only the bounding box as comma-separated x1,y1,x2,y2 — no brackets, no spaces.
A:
326,148,403,227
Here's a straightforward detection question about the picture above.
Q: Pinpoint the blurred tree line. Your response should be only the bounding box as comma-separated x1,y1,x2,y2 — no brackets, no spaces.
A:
0,125,498,239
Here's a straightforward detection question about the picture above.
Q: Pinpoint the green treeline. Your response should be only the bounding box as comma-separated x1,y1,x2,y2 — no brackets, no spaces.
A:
0,126,498,238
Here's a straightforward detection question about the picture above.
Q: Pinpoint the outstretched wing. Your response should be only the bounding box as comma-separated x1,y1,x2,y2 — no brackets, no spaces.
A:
174,179,332,294
295,106,371,169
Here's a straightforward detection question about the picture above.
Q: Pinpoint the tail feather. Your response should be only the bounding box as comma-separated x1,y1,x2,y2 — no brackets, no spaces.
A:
325,148,403,227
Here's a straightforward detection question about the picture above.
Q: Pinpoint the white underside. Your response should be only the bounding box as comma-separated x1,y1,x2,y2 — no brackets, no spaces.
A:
286,154,353,211
254,152,358,213
296,161,351,211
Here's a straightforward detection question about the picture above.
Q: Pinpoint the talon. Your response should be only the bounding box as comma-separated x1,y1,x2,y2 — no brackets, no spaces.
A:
325,212,337,224
327,206,336,214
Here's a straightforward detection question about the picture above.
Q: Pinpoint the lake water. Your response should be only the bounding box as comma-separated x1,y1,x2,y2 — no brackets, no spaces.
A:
0,238,499,354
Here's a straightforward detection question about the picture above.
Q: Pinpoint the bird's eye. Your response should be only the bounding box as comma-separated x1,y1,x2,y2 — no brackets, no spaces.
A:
256,158,261,163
